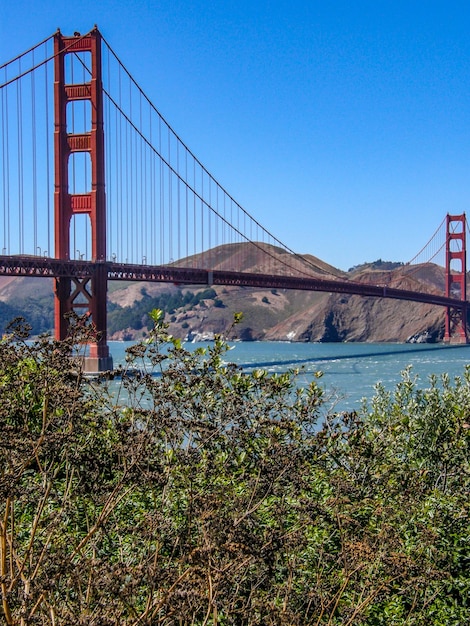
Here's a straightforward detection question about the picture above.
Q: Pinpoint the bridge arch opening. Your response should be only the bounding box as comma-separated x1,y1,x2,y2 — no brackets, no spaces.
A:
66,100,91,135
450,220,464,234
68,152,91,195
70,213,91,261
64,51,91,85
449,238,464,253
449,257,465,273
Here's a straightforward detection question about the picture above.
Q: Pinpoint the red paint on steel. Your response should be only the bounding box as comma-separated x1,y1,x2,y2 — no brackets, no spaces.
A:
53,28,111,366
444,214,468,343
0,255,467,314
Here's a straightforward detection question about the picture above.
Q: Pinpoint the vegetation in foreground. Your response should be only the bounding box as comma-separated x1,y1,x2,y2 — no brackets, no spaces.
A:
0,313,469,625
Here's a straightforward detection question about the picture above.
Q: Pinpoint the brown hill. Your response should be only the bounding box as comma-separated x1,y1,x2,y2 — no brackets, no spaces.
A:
109,247,450,343
172,241,345,278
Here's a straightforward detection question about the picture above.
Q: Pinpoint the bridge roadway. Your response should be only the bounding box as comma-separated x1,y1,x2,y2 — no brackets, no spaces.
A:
0,254,466,311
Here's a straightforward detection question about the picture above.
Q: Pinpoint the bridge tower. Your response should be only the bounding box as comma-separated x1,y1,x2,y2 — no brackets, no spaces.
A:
444,213,468,343
54,28,113,371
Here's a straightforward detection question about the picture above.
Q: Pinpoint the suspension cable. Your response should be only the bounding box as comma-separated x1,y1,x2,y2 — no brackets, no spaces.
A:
407,215,447,265
0,32,54,71
100,36,336,278
0,30,94,90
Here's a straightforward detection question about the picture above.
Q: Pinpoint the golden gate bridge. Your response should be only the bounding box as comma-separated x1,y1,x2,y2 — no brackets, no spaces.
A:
0,27,468,370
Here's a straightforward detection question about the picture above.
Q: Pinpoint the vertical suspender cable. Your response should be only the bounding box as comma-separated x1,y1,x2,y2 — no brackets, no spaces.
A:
148,102,152,264
134,89,138,262
216,185,219,251
149,106,155,265
133,115,137,261
215,185,218,252
31,49,38,253
223,193,226,252
159,117,164,265
125,71,129,263
229,197,232,247
201,168,204,267
168,129,172,263
193,159,196,262
140,98,144,263
237,199,240,270
125,111,130,262
185,150,188,260
177,140,180,262
1,77,4,251
129,78,133,263
139,91,144,263
118,68,123,261
45,48,51,256
105,48,110,259
1,67,9,253
17,58,24,254
208,176,211,267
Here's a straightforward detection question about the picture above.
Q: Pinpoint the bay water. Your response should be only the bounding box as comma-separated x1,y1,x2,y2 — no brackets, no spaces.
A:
108,340,470,413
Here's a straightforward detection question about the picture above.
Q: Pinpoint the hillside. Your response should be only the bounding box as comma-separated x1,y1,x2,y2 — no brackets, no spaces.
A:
0,245,456,342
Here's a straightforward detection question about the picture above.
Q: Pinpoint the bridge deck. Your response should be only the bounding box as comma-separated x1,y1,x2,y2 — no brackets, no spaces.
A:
0,255,466,310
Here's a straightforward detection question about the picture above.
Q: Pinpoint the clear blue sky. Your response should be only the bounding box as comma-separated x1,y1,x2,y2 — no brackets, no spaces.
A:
2,1,469,270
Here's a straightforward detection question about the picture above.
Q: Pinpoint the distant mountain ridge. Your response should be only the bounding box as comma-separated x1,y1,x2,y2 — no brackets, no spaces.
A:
0,244,456,342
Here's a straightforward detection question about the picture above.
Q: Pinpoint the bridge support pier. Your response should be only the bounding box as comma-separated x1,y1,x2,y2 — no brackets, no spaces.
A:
54,271,113,373
443,214,468,344
54,28,112,371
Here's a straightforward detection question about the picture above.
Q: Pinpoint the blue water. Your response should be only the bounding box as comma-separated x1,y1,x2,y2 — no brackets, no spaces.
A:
108,340,470,412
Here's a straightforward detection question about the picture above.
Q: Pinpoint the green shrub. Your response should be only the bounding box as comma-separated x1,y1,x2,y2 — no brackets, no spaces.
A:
0,314,469,624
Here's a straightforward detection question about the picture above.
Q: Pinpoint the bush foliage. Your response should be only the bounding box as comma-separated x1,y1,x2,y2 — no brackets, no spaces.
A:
0,314,469,624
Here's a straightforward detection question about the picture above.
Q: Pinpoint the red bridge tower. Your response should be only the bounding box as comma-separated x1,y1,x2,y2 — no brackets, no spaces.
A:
54,28,113,370
444,213,468,343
